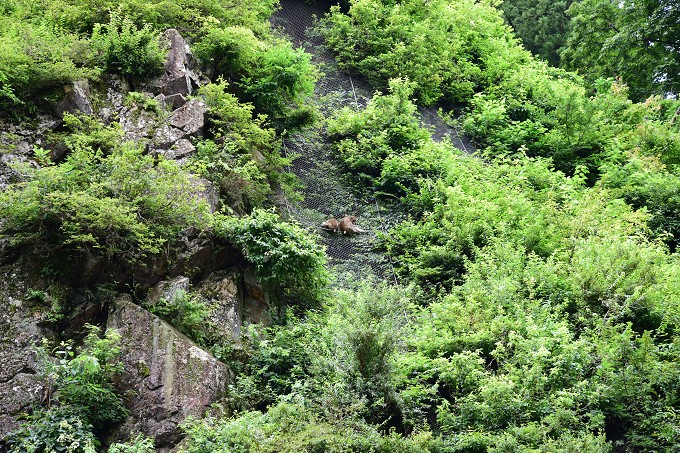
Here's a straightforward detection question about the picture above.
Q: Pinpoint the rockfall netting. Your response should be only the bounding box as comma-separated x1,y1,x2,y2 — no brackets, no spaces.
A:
271,0,474,283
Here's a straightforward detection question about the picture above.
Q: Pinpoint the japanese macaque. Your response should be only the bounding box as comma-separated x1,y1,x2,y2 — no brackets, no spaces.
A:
338,215,365,235
321,218,339,232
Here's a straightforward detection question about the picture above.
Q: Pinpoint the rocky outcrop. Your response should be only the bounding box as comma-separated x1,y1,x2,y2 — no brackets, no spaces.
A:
0,267,51,437
195,270,243,339
106,296,232,450
160,29,201,100
152,99,206,150
57,80,94,118
147,268,271,343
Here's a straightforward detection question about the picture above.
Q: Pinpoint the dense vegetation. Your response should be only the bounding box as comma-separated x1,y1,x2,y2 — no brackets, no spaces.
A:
2,0,680,451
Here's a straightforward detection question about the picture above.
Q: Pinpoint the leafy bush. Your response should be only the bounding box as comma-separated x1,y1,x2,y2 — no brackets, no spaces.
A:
562,0,680,101
216,209,328,310
602,153,680,251
321,0,680,186
225,319,316,412
0,115,213,263
320,0,528,105
179,403,441,453
6,406,99,453
6,325,127,451
147,290,216,347
39,326,128,430
32,0,276,37
191,81,295,212
108,434,155,453
195,24,318,127
327,78,454,197
91,11,165,79
0,17,96,112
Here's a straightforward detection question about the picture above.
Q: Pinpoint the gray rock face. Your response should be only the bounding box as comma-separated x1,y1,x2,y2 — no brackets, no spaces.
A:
163,138,196,160
196,270,243,339
169,99,206,135
57,80,94,117
148,276,191,304
160,29,201,98
163,93,188,109
107,296,232,450
194,177,219,213
151,99,206,151
0,267,50,437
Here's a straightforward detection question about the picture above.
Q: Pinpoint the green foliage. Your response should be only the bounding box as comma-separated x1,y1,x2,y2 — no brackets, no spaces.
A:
6,406,99,453
602,153,680,251
322,0,680,186
147,290,216,347
91,11,165,79
562,0,680,101
311,283,411,427
321,0,528,105
124,91,162,113
0,115,213,262
180,404,441,453
191,81,294,212
40,326,128,431
7,325,127,452
108,434,155,453
500,0,574,66
0,16,96,112
195,24,318,127
216,209,328,309
327,78,455,197
384,155,579,292
29,0,276,37
225,319,316,411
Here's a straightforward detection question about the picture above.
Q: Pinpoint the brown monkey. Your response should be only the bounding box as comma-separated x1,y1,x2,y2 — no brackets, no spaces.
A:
338,215,366,235
321,218,340,233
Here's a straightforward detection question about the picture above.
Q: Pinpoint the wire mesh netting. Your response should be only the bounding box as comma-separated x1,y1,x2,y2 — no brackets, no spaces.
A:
271,0,474,283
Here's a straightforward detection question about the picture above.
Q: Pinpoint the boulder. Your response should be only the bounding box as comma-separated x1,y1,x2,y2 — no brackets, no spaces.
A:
153,125,186,149
57,80,93,117
165,138,196,160
243,268,271,326
152,99,206,149
169,238,240,281
194,177,219,213
168,99,206,135
164,93,188,110
106,296,231,450
120,107,157,145
160,29,200,98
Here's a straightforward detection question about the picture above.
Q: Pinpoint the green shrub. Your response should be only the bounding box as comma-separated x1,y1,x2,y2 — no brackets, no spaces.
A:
179,402,441,453
216,209,328,310
91,11,165,79
225,320,316,412
108,434,155,453
124,91,162,113
34,0,276,37
320,0,527,105
147,290,216,347
6,325,127,452
327,77,454,198
6,406,99,453
0,116,213,262
191,81,295,212
0,18,96,112
195,23,318,127
602,153,680,251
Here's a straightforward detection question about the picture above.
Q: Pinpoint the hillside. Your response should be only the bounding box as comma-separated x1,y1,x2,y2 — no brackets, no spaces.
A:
1,0,679,452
